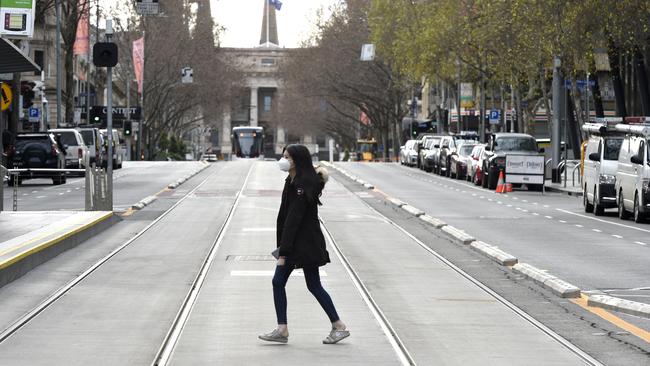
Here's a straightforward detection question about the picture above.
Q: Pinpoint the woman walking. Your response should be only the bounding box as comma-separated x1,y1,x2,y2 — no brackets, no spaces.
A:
259,144,349,344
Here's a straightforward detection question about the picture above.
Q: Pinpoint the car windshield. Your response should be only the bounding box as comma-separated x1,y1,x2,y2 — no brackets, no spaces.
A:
494,137,537,152
459,145,475,156
603,138,623,160
80,131,95,146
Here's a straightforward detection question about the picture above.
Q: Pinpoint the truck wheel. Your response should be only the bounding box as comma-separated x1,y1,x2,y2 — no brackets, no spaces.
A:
634,193,646,223
583,185,594,212
618,191,630,220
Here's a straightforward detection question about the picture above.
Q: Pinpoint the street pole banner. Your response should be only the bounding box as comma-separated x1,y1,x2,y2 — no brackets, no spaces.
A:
73,2,90,55
460,83,474,108
0,0,36,38
133,37,144,94
505,155,545,184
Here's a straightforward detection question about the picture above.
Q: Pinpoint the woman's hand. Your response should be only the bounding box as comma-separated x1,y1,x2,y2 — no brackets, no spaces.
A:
277,256,286,266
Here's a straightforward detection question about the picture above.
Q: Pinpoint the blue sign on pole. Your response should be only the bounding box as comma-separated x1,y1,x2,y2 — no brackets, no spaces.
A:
564,79,596,90
28,107,40,123
489,109,500,125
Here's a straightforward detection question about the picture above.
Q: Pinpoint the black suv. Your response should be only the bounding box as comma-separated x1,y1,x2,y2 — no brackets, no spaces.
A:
7,133,67,185
481,133,541,190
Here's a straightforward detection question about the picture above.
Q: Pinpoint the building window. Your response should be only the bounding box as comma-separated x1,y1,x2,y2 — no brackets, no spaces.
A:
34,50,44,76
263,95,272,112
261,58,275,66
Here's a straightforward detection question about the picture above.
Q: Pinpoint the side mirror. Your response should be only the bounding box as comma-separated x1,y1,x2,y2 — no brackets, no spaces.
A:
484,145,491,151
631,155,643,165
589,152,601,162
434,144,440,148
538,148,545,153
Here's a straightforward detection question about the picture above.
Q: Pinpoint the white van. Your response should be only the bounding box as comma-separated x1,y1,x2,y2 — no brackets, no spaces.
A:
77,127,103,167
582,119,624,215
614,118,650,222
100,129,125,169
48,128,89,171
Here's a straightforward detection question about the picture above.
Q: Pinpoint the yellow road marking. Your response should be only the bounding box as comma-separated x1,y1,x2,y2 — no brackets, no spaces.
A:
120,208,135,217
0,212,113,270
571,294,650,343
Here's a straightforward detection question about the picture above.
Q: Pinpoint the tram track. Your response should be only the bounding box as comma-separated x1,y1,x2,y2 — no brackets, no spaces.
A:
0,164,224,344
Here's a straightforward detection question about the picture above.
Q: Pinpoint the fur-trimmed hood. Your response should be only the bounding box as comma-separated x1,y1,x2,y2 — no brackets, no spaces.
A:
314,164,329,185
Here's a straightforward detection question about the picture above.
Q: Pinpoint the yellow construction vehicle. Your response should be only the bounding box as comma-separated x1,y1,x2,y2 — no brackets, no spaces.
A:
356,139,377,161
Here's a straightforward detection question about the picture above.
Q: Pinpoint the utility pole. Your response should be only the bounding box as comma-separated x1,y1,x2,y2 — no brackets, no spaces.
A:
55,0,62,127
456,59,461,134
106,19,114,210
551,56,563,183
86,1,92,125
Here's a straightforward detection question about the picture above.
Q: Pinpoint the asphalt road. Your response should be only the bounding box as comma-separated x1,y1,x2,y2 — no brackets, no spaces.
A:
2,161,208,211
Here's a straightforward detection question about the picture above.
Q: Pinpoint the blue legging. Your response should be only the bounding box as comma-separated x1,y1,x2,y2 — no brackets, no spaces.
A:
272,259,340,325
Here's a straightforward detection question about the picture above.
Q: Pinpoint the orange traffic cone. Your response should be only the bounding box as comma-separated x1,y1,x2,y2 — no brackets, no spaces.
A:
495,170,506,193
505,182,513,193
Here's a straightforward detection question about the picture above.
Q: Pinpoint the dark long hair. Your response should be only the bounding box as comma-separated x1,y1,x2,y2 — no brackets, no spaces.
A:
285,144,323,204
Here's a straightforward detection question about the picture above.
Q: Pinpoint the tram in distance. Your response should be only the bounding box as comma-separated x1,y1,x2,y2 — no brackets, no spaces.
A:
231,126,264,158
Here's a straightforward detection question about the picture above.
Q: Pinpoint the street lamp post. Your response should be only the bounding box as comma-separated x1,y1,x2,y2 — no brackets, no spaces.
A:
55,0,62,127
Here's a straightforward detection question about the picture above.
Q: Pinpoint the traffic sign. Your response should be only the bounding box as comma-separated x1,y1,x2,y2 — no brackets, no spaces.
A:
1,82,12,111
28,107,39,122
564,79,595,90
489,109,500,125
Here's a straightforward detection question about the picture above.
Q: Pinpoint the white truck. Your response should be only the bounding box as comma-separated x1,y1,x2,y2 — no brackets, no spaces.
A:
614,117,650,222
582,118,624,215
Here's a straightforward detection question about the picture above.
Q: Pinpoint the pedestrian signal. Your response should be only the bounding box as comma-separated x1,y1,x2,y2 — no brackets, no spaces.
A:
93,43,118,67
124,121,132,136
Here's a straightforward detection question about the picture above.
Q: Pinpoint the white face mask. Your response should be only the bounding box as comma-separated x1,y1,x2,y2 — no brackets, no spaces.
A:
278,157,292,172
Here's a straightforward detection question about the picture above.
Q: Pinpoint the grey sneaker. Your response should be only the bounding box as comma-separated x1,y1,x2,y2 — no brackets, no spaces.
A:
323,328,350,344
258,329,288,343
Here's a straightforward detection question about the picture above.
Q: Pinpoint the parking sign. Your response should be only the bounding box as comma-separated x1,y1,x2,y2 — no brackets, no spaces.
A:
28,107,39,122
489,109,500,125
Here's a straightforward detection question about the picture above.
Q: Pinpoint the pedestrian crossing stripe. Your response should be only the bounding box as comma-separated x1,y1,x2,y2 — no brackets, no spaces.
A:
1,82,12,112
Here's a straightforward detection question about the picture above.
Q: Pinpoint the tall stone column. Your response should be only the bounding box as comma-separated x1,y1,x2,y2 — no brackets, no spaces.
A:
250,87,258,127
221,107,232,158
276,127,286,155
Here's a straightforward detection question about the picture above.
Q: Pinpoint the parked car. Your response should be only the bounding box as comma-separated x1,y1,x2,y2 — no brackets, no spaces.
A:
450,143,477,180
400,139,418,166
414,133,439,169
100,129,125,169
49,129,89,175
481,133,542,190
614,120,650,222
7,133,67,185
202,153,218,162
78,127,104,167
468,144,486,185
421,136,442,172
582,120,624,216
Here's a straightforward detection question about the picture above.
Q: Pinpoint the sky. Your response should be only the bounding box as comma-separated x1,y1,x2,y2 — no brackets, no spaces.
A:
210,0,339,48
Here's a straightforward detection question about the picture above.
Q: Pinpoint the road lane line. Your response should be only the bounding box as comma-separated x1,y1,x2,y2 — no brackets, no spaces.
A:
559,220,567,223
575,224,584,228
545,216,553,219
556,208,650,234
230,270,326,277
592,229,602,233
571,294,650,344
612,235,623,239
634,241,647,246
532,213,539,216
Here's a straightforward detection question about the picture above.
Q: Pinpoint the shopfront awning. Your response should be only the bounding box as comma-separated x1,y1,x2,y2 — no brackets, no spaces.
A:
0,38,41,74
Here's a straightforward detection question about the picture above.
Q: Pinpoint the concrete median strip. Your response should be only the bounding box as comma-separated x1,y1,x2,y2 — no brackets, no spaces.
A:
469,241,518,266
441,225,475,245
513,263,580,298
386,197,406,207
401,204,425,217
132,195,158,210
587,294,650,319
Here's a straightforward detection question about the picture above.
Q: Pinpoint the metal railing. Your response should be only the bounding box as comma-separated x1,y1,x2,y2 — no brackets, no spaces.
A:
571,162,582,187
2,166,109,212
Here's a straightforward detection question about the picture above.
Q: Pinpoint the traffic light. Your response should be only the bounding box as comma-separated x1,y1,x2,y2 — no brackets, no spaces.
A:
124,121,132,136
411,120,418,137
93,43,118,67
21,81,35,109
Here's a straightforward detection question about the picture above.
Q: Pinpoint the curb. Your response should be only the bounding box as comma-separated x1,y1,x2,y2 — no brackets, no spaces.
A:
587,294,650,319
441,225,475,245
132,195,157,210
419,214,446,228
135,163,209,211
544,184,582,197
401,204,425,217
386,197,406,207
513,263,580,298
469,241,518,266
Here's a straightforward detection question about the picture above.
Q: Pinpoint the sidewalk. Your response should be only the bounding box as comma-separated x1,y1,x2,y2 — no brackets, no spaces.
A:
544,179,582,196
0,211,115,287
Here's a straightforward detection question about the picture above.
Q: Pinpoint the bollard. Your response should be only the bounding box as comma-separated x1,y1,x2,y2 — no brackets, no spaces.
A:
11,172,18,211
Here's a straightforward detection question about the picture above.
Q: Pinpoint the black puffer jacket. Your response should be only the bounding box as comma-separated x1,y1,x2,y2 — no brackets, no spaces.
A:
276,176,330,268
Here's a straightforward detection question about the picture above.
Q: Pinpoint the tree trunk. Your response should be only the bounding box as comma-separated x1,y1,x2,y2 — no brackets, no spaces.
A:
609,44,627,118
566,90,582,159
591,73,605,118
64,47,75,123
634,47,650,116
